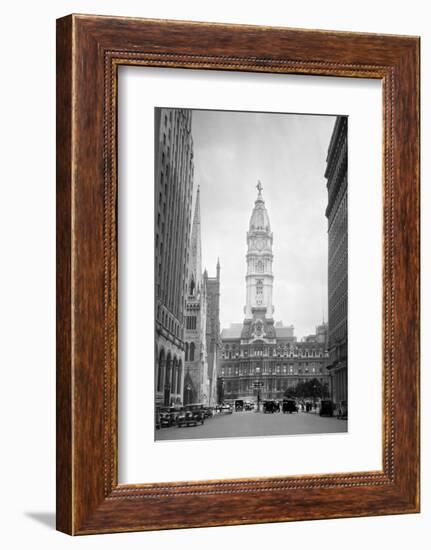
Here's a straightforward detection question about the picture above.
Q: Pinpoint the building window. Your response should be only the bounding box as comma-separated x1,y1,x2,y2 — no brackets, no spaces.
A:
189,342,195,362
176,364,182,394
157,350,165,392
186,316,196,329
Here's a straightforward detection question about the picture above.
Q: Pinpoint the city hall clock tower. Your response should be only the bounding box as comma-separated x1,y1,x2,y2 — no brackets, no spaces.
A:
244,181,274,320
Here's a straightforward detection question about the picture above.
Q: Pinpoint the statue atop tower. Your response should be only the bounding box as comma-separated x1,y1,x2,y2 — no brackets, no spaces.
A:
256,179,263,195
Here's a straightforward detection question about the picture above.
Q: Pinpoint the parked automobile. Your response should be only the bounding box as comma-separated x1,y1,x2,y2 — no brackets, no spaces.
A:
282,398,299,413
319,400,334,417
235,399,244,412
203,407,214,418
336,400,348,419
244,401,255,411
177,404,205,427
263,400,279,413
220,404,233,414
159,410,172,428
159,406,183,427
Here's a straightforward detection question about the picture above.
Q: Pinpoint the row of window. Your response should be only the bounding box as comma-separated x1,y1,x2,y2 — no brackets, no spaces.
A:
156,362,182,394
185,315,197,330
222,349,326,359
157,307,181,338
222,377,326,393
221,365,325,376
156,109,194,319
256,279,263,295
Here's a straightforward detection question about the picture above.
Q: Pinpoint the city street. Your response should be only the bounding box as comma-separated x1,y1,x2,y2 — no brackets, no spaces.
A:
156,410,347,441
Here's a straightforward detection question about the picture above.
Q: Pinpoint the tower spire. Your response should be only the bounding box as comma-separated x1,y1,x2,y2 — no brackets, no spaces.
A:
188,185,202,295
245,183,274,319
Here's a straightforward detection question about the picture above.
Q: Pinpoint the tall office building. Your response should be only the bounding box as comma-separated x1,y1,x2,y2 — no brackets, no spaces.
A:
155,108,194,407
325,115,348,406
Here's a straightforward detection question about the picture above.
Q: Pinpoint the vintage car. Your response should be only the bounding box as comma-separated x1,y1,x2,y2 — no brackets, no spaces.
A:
282,398,299,413
159,410,172,428
177,404,205,427
336,400,348,419
203,407,214,418
319,400,334,417
244,401,255,411
155,409,161,430
220,403,233,414
159,406,182,427
235,399,244,412
263,400,279,413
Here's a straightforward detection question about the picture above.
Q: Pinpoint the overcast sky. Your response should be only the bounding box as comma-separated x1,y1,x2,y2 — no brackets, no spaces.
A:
191,109,337,339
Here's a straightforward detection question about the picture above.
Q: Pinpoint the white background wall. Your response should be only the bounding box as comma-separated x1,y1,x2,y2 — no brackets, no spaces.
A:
0,0,428,548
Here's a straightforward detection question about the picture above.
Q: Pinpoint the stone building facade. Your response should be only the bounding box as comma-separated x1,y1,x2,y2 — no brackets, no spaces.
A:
219,183,329,404
204,259,221,405
155,108,194,406
183,187,210,405
325,115,348,406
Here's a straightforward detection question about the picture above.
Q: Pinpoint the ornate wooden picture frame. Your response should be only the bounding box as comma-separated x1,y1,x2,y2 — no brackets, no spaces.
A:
56,14,420,535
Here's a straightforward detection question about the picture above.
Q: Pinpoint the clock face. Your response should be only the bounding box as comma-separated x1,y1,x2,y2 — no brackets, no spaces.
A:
256,240,264,250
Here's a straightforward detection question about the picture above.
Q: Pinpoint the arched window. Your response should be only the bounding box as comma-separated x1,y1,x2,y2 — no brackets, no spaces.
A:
189,342,195,362
157,349,165,392
165,353,172,393
189,276,195,296
171,358,177,389
176,361,182,394
185,342,189,361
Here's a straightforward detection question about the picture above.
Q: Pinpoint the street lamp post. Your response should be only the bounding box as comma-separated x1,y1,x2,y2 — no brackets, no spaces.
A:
185,384,192,405
312,384,317,413
253,367,264,412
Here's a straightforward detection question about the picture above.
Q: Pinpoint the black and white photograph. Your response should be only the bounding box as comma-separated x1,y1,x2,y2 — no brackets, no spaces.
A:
154,107,348,441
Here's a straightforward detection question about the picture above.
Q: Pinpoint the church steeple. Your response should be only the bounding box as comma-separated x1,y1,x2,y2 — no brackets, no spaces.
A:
244,182,274,319
188,186,202,297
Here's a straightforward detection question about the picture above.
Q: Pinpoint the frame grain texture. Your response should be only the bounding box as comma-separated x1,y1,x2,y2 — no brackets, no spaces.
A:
56,14,420,535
